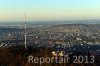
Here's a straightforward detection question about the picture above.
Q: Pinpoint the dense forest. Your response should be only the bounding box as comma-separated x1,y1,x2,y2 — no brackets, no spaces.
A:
0,46,99,66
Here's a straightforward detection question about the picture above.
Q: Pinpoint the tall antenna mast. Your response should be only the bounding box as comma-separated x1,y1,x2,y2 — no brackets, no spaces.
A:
24,14,27,49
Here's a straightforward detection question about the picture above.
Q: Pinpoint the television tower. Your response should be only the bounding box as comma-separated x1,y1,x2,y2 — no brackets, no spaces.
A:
24,14,27,49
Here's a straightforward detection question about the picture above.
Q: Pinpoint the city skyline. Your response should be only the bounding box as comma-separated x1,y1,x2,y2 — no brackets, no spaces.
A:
0,0,100,21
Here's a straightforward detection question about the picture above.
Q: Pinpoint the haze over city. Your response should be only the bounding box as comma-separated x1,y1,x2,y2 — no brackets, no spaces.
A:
0,0,100,66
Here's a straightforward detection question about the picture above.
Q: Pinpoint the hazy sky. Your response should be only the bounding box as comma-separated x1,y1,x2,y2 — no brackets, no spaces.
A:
0,0,100,21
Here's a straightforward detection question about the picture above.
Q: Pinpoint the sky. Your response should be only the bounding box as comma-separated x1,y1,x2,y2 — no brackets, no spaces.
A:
0,0,100,21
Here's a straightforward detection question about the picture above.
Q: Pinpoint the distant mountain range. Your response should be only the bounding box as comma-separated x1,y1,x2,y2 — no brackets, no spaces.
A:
0,19,100,26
